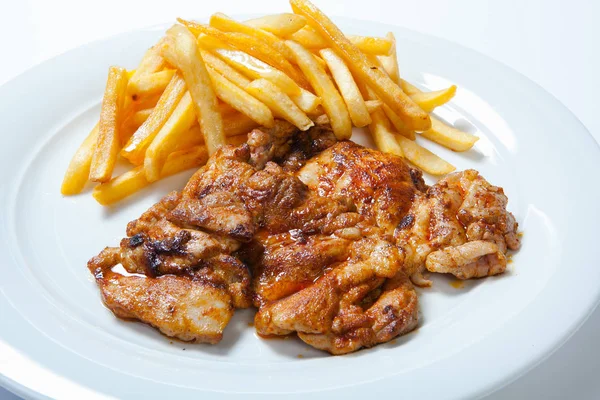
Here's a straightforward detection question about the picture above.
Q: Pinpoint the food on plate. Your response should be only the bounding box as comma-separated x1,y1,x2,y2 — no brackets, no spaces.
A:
61,0,481,202
89,120,520,353
60,0,521,355
162,24,225,155
89,66,128,182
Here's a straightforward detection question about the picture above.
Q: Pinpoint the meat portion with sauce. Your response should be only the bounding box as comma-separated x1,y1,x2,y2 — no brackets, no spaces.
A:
88,121,519,353
296,142,520,286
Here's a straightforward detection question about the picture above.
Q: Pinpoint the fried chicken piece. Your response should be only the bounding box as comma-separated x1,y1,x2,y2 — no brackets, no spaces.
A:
89,121,300,343
88,248,233,344
298,142,520,286
237,159,418,354
426,241,506,279
397,170,520,284
254,235,418,355
296,141,424,233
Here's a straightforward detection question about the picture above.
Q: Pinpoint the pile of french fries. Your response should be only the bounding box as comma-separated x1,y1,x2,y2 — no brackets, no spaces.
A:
61,0,478,206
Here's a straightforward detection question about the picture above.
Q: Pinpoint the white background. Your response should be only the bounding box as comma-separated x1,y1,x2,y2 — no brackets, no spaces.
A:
0,0,598,398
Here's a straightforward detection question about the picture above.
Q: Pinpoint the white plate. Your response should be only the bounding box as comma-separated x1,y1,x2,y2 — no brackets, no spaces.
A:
1,17,600,400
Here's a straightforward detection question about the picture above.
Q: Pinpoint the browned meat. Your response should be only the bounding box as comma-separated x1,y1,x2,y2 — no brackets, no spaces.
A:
88,121,301,343
89,248,233,344
296,141,425,233
88,120,519,354
396,170,521,285
298,143,520,286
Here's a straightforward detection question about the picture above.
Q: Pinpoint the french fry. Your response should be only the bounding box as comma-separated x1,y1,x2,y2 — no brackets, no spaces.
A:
200,45,301,95
400,79,421,95
290,0,430,131
346,35,392,56
290,88,322,113
121,74,187,165
180,19,310,90
127,40,166,92
378,32,399,84
210,13,296,63
128,69,175,97
132,108,154,126
223,112,260,137
206,66,275,127
287,26,393,55
369,108,404,157
227,133,249,146
163,25,225,155
90,66,128,182
93,145,208,206
287,26,326,48
381,104,416,140
396,135,455,175
245,13,307,36
420,116,478,152
365,99,382,113
61,123,99,195
320,48,370,127
200,49,251,88
144,92,197,182
131,92,162,110
410,85,457,113
287,40,351,139
246,79,314,131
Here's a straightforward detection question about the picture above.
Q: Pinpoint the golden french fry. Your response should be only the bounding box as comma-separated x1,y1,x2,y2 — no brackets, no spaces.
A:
369,108,404,157
121,74,187,165
144,92,197,182
61,123,99,195
396,135,455,175
93,145,208,206
223,113,260,137
217,102,238,116
206,66,275,127
288,26,392,55
210,13,296,63
127,39,166,91
246,79,313,131
131,92,162,111
163,25,225,155
245,13,307,36
287,40,351,139
400,79,421,95
381,104,416,140
128,69,175,97
378,32,399,84
420,116,478,152
346,35,392,56
410,85,457,113
90,66,128,182
287,26,326,48
320,48,370,127
200,45,301,96
179,19,310,90
365,99,382,113
227,133,248,146
132,108,154,127
200,49,251,88
290,88,322,113
290,0,430,131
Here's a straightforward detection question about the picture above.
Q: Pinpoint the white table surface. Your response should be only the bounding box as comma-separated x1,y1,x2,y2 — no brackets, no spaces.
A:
1,0,598,398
